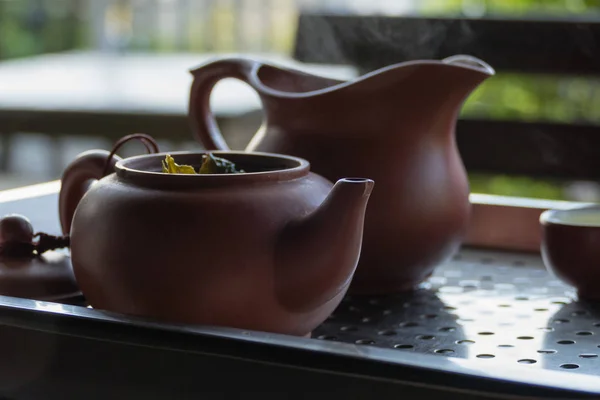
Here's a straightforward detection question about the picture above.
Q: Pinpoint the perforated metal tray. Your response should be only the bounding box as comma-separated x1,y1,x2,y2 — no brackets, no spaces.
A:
313,248,600,375
1,247,599,398
63,247,599,377
3,190,600,397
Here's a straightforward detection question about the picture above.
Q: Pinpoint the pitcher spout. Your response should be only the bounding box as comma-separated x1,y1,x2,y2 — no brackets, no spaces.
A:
433,54,495,101
274,178,374,312
442,55,495,76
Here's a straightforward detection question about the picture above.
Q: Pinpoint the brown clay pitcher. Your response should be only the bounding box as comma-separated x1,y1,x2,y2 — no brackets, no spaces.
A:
58,149,373,336
188,55,495,294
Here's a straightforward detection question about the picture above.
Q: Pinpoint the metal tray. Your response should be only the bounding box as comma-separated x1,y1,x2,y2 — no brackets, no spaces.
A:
0,247,599,399
315,248,600,374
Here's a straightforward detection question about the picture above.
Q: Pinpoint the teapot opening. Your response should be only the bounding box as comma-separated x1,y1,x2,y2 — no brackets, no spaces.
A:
115,151,310,188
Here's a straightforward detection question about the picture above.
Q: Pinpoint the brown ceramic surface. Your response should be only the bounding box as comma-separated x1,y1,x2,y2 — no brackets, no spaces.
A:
188,55,495,294
541,205,600,301
59,150,373,336
0,251,79,301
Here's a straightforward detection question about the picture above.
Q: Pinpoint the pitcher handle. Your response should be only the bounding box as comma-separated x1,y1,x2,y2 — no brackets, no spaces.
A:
58,150,121,235
189,58,261,151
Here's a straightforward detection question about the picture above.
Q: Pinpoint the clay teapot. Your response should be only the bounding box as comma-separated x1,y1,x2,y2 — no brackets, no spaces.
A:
58,148,373,336
188,54,495,294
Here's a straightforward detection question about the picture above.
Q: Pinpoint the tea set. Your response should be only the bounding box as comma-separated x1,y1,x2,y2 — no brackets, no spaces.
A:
1,54,599,336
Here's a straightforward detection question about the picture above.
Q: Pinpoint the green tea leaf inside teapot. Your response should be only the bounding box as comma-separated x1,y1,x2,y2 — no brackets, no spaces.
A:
161,155,197,174
161,154,245,175
199,153,245,174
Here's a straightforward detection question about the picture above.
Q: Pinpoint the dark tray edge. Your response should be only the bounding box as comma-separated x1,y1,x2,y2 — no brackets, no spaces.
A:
0,295,598,398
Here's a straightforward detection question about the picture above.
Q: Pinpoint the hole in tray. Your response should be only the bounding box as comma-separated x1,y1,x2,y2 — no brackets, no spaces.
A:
394,344,414,350
327,314,337,320
496,266,511,274
435,349,455,354
515,296,529,301
552,301,568,305
537,349,557,354
361,317,371,323
348,306,361,312
517,336,535,340
572,310,588,316
553,319,570,324
477,354,495,359
368,299,380,305
442,305,457,311
539,327,554,332
457,340,475,345
579,353,598,358
399,322,419,328
557,340,575,345
417,335,435,340
498,304,511,308
480,258,494,264
460,280,479,288
498,344,514,348
518,359,537,364
382,309,393,315
439,327,456,333
529,269,546,277
317,335,337,341
594,322,600,327
378,329,397,336
340,326,358,332
534,308,548,312
355,339,375,345
512,260,525,266
421,314,438,319
452,254,462,261
480,275,493,281
576,331,593,336
479,332,495,336
560,364,580,370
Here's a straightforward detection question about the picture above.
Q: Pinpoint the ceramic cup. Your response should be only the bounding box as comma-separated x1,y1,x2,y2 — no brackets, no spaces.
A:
540,205,600,300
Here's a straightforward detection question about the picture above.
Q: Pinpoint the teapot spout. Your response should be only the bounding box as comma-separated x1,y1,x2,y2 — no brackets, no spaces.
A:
275,178,374,312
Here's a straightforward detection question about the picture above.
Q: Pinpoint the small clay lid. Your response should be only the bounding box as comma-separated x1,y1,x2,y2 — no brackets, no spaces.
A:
0,214,79,301
0,251,79,301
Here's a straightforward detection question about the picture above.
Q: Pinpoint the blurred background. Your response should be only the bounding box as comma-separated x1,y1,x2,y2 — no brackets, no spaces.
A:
1,0,600,201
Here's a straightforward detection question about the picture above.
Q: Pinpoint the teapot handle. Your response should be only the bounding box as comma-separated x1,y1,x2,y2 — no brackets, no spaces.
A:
189,58,261,151
58,150,121,235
